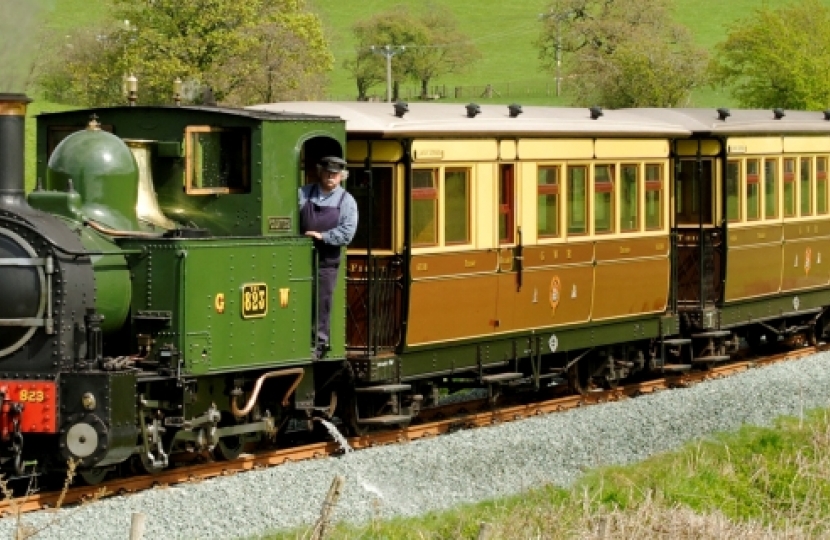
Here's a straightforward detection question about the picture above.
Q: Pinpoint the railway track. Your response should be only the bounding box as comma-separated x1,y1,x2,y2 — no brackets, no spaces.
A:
0,346,819,517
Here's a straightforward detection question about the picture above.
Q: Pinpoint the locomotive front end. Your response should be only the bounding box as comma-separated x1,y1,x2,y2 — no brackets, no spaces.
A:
0,95,137,477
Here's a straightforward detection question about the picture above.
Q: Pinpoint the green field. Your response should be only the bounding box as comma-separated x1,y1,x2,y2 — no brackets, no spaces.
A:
3,0,828,106
264,409,830,539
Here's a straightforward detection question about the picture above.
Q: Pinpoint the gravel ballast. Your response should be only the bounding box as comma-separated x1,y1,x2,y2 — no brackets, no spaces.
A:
4,351,830,540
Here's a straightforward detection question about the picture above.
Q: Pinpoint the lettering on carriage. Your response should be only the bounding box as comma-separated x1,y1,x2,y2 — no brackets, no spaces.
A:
619,246,631,254
655,242,664,250
415,263,428,271
566,249,572,259
464,260,476,268
417,149,444,159
500,256,512,264
539,251,546,261
757,232,766,239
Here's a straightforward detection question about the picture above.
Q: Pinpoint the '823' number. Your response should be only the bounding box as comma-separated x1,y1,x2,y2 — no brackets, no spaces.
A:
241,283,268,318
19,390,45,402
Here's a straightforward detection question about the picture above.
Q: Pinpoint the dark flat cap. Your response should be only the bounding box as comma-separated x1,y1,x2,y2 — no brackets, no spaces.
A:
319,156,347,172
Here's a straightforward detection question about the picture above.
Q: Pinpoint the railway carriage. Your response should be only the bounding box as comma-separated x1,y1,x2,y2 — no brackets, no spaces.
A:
1,93,829,483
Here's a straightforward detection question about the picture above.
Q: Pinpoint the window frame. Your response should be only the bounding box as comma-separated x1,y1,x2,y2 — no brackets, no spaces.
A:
184,125,250,195
410,165,473,249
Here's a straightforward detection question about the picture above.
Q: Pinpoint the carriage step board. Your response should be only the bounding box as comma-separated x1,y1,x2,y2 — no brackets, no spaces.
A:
356,414,411,425
661,363,692,372
481,373,524,383
355,384,411,394
691,355,731,364
662,338,691,346
691,331,731,338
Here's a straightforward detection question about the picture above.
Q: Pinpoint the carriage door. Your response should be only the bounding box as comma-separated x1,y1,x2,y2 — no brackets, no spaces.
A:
674,154,724,311
345,163,403,356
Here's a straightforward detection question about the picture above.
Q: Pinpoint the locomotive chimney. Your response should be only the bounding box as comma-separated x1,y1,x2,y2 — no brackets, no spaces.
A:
0,94,32,207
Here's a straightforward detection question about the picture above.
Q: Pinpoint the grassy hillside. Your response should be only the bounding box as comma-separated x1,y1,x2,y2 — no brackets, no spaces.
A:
3,0,828,104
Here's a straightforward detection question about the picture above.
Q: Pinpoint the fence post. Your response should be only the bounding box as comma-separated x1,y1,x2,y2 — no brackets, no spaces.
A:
129,513,146,540
310,475,345,540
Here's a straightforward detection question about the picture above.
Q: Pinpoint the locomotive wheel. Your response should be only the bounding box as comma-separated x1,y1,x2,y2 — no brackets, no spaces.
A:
213,412,244,461
77,467,108,486
567,361,593,396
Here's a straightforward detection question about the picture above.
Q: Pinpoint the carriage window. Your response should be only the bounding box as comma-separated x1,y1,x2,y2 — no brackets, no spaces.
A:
783,158,796,217
818,157,828,215
347,166,393,250
676,159,713,225
445,168,470,244
567,166,588,235
185,126,250,194
801,157,813,216
594,164,614,234
620,164,638,232
726,160,740,222
645,164,663,230
537,166,560,238
746,159,760,220
412,169,438,246
764,158,779,219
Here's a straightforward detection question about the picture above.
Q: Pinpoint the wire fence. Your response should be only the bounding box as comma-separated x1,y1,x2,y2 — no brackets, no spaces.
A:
327,79,560,102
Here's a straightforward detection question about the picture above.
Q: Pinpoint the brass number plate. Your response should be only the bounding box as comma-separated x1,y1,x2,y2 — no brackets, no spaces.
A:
241,283,268,319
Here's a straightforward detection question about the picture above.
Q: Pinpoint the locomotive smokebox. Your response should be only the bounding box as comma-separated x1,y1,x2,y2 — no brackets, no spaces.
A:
0,94,31,207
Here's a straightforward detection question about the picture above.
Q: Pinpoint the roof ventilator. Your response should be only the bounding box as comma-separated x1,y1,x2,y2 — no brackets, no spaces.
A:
466,103,481,118
773,108,785,120
589,106,603,120
508,104,522,118
717,108,730,121
393,101,409,118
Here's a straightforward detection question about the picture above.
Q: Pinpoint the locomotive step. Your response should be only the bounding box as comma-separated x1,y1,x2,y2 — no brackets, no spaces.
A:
481,373,524,383
355,384,412,394
691,355,731,364
660,363,692,372
356,414,412,425
662,338,692,346
691,330,731,338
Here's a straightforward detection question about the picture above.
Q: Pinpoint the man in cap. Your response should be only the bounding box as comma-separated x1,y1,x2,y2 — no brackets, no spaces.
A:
298,156,359,359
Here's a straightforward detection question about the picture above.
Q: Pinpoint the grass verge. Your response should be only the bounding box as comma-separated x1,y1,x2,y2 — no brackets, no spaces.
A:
262,409,830,539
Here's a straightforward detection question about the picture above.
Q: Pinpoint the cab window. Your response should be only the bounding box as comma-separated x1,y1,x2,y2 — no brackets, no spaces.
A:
184,126,250,195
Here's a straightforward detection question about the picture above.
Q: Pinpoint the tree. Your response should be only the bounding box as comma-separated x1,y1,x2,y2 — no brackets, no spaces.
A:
710,0,830,110
537,0,707,107
343,12,419,101
36,0,333,106
345,4,480,100
404,5,480,99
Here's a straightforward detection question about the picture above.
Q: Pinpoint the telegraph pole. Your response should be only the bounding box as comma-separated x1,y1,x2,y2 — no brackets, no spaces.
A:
371,45,406,102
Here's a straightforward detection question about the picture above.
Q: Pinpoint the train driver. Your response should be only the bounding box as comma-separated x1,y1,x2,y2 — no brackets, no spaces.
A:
299,156,359,359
